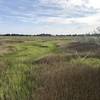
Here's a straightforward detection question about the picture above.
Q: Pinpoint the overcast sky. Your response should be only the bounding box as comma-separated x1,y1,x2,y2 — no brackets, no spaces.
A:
0,0,100,34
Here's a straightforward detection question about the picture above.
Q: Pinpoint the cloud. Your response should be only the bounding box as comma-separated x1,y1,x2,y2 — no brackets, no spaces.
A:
0,0,100,34
45,13,100,26
88,0,100,9
39,0,100,32
40,0,100,9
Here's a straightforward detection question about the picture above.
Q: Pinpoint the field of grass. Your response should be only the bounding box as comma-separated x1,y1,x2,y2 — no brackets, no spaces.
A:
0,36,100,100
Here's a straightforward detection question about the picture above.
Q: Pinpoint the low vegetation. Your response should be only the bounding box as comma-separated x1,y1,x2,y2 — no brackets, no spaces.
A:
0,36,100,100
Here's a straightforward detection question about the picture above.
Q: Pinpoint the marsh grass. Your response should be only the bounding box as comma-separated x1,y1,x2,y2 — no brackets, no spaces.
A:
0,37,60,100
36,55,100,100
0,36,100,100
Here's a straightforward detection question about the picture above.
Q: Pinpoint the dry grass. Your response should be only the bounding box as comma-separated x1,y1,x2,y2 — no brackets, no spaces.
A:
60,42,100,52
34,54,100,100
0,37,100,100
58,41,100,59
34,54,67,65
0,61,7,73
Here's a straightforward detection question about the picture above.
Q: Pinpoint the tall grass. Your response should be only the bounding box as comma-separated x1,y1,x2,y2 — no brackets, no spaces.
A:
0,38,59,100
0,36,100,100
36,55,100,100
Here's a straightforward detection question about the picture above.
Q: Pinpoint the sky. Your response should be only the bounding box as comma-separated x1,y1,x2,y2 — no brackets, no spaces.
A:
0,0,100,34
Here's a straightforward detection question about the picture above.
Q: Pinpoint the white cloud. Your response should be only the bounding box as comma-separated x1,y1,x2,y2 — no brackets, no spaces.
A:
40,0,85,8
46,13,100,26
40,0,100,9
0,0,100,34
88,0,100,9
39,0,100,33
